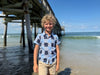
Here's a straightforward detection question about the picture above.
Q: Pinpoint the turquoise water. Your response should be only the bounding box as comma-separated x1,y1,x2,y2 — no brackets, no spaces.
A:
61,35,100,54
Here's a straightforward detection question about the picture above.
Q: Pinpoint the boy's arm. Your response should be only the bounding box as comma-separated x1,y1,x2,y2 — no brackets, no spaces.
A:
56,45,60,71
33,44,39,72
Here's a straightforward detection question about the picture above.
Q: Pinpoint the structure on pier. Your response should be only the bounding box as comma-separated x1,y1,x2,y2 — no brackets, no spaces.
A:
61,26,65,35
0,0,62,53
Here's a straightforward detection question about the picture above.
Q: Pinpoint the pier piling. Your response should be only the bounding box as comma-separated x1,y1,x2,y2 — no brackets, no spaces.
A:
24,0,33,53
4,22,8,46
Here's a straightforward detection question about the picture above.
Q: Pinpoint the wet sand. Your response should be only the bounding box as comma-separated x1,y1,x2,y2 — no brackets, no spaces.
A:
57,43,100,75
0,46,33,75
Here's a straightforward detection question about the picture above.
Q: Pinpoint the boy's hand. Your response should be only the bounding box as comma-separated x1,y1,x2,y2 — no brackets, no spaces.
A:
56,65,59,72
33,65,38,73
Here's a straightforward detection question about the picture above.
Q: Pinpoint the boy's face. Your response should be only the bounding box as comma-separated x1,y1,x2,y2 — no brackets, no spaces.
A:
44,21,54,33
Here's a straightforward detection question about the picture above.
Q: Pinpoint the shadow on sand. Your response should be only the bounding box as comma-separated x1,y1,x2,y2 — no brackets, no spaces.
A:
57,68,71,75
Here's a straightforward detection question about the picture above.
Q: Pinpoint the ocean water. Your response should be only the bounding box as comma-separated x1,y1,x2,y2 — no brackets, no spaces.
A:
60,32,100,55
61,32,100,54
0,32,100,47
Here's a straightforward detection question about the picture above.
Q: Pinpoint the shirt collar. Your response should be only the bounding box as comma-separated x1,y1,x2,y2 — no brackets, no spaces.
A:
43,31,54,39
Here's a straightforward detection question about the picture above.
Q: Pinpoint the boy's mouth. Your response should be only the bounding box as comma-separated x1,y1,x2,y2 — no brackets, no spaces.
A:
46,27,51,29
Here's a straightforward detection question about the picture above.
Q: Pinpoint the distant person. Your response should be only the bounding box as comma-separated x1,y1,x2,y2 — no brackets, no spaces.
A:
33,14,61,75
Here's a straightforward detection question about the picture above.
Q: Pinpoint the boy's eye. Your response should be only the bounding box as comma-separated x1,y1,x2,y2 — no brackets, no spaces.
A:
45,23,52,25
45,23,53,25
49,23,53,25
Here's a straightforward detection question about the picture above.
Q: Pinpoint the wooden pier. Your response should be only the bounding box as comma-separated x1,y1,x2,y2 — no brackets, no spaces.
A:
0,0,62,53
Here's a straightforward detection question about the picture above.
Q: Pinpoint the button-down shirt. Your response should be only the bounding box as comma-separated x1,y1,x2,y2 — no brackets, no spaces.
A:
34,31,60,64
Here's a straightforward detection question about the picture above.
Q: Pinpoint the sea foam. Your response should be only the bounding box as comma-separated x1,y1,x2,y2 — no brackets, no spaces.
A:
96,36,100,39
0,35,8,38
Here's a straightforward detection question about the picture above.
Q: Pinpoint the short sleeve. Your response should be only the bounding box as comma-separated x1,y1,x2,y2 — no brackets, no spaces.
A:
34,34,41,45
55,35,61,45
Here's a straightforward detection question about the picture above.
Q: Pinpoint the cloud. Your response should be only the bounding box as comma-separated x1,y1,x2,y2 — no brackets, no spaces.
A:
8,23,21,27
7,26,21,33
15,27,21,31
93,26,99,29
62,23,94,32
61,20,100,32
63,23,87,29
80,25,87,29
62,23,72,28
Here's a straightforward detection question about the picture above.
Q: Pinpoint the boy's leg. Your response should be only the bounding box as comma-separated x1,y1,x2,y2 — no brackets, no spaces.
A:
49,63,56,75
39,61,48,75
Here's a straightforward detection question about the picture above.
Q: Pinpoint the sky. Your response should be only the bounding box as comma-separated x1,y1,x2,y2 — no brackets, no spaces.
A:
0,0,100,34
48,0,100,32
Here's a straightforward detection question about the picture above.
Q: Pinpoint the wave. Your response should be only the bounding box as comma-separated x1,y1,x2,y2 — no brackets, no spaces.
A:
0,34,33,39
0,35,20,39
0,35,8,39
96,36,100,39
63,36,100,39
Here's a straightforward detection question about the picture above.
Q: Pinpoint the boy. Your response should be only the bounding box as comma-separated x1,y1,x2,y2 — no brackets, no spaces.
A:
33,14,60,75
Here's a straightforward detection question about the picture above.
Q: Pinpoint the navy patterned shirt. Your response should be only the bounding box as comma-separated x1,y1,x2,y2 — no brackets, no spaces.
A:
34,31,60,64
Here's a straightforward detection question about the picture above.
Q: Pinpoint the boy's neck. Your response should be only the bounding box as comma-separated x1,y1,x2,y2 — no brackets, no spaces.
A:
45,30,52,36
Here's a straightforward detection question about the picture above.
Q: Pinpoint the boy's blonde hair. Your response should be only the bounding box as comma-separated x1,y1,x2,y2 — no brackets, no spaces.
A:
41,14,56,27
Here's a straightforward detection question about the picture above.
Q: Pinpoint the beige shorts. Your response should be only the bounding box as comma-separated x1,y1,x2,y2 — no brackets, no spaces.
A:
38,60,56,75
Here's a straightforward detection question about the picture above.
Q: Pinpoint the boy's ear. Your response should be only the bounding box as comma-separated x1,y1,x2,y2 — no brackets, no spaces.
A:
53,24,55,27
